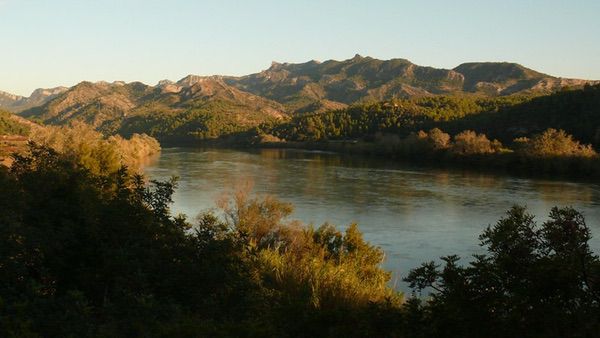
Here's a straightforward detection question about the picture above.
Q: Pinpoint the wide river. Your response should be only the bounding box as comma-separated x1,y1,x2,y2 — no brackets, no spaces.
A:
143,148,600,291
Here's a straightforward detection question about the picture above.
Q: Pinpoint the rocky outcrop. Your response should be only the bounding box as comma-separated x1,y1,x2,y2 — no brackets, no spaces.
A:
0,87,68,112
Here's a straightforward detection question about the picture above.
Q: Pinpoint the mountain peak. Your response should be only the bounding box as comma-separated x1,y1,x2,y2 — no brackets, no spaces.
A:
176,74,224,87
0,90,24,102
454,62,548,79
5,56,597,120
453,62,552,93
0,87,67,112
29,86,68,98
157,79,174,86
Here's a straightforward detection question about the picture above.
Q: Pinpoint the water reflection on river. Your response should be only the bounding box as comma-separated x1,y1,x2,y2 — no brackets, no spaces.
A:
143,148,600,290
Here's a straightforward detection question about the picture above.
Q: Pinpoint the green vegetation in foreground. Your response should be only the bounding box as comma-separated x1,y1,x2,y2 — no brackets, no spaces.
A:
0,143,599,337
0,144,399,337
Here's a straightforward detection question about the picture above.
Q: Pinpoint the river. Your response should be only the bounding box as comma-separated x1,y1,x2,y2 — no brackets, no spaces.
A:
143,147,600,291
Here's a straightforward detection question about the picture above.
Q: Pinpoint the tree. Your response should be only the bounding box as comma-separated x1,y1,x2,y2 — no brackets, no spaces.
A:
404,206,600,338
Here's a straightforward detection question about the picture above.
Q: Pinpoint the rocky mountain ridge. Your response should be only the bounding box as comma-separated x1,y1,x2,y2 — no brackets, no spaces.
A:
4,56,597,141
0,87,68,112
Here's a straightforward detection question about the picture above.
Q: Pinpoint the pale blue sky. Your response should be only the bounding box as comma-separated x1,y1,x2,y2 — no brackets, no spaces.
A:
1,0,599,96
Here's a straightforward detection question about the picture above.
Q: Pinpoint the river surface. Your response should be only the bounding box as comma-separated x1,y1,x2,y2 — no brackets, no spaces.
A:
143,148,600,291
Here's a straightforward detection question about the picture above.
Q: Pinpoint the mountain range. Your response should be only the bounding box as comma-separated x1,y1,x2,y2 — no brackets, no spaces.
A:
225,55,592,111
1,55,596,141
0,87,68,113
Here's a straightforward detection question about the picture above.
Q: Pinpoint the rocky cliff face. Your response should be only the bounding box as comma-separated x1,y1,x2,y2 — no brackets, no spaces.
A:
20,76,288,138
223,56,596,113
0,87,68,112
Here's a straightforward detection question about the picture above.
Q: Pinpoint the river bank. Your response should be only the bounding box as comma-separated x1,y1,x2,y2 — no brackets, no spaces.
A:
157,135,600,183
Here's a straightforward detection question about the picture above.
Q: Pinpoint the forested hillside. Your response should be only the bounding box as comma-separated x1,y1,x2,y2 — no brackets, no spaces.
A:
8,56,595,144
20,78,287,143
265,84,600,147
431,84,600,145
265,95,531,142
246,85,600,177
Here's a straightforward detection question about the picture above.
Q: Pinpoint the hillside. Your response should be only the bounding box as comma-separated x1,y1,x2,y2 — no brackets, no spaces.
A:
225,55,594,113
266,84,600,147
21,77,287,142
0,91,23,110
226,55,464,113
22,81,156,132
0,110,36,165
12,56,597,142
0,87,68,112
431,84,600,144
0,109,32,135
119,76,287,141
453,62,588,95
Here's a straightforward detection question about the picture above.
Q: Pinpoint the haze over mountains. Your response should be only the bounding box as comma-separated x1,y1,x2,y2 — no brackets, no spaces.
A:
1,55,596,140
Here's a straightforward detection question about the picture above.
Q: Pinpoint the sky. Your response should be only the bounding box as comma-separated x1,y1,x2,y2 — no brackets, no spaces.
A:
1,0,599,96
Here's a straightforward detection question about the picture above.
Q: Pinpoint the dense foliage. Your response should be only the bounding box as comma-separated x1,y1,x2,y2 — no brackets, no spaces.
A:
430,84,600,146
118,101,282,143
265,85,600,146
251,85,600,177
265,95,530,142
1,144,599,337
405,206,600,338
0,145,400,337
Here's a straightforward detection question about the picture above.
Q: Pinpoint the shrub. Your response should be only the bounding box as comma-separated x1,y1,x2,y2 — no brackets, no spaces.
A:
30,122,160,174
427,128,451,150
517,128,597,158
451,130,502,155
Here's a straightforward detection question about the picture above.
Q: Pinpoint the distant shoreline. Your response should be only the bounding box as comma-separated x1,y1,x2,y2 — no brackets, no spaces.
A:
154,139,600,184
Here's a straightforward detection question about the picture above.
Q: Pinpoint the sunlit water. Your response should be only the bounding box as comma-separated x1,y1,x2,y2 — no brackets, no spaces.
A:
143,148,600,291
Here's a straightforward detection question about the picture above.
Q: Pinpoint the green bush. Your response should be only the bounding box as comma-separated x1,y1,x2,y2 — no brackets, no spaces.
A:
405,206,600,338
